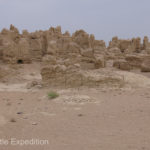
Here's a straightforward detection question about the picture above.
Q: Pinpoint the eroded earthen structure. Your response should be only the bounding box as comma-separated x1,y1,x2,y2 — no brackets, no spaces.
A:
0,25,150,87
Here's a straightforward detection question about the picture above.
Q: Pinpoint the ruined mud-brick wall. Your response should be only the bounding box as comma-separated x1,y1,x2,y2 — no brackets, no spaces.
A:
0,25,48,63
108,36,142,52
41,64,123,88
39,26,106,70
0,25,31,63
108,36,150,53
0,24,150,75
107,36,150,71
0,25,106,65
143,36,150,50
1,24,150,87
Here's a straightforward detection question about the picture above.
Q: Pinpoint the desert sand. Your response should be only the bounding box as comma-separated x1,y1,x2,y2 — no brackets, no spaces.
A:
0,25,150,150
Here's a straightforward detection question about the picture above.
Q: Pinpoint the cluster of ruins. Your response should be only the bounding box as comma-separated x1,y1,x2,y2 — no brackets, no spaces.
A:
0,25,150,87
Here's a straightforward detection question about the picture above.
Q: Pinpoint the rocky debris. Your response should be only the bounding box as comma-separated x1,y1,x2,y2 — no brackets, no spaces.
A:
26,80,41,89
55,94,93,104
10,118,16,123
23,117,28,119
78,114,84,117
17,112,23,115
32,122,38,125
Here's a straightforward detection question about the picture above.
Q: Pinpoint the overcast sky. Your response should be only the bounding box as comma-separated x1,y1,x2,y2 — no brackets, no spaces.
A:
0,0,150,42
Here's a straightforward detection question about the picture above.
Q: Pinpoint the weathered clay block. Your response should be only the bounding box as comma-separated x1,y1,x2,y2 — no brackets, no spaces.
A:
113,60,132,71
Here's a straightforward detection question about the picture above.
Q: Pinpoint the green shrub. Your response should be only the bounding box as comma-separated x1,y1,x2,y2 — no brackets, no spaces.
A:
48,91,59,99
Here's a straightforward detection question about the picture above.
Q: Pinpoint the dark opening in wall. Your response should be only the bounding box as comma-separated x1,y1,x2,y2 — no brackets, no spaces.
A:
17,59,23,64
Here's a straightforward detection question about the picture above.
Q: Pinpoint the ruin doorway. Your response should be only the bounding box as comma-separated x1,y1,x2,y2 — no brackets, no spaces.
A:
17,59,24,64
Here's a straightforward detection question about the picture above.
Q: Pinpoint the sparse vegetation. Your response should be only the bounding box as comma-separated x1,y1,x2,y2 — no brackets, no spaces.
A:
48,91,59,99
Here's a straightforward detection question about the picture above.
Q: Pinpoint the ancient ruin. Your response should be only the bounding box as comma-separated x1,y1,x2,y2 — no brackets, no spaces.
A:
0,25,150,87
1,25,150,150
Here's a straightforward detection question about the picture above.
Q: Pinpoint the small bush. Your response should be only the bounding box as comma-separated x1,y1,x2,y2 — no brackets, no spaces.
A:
48,91,59,99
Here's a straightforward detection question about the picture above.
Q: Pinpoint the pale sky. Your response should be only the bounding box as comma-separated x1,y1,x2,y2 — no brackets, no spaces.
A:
0,0,150,42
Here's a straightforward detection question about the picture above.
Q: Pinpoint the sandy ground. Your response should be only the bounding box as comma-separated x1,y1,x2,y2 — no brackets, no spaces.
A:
0,63,150,150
